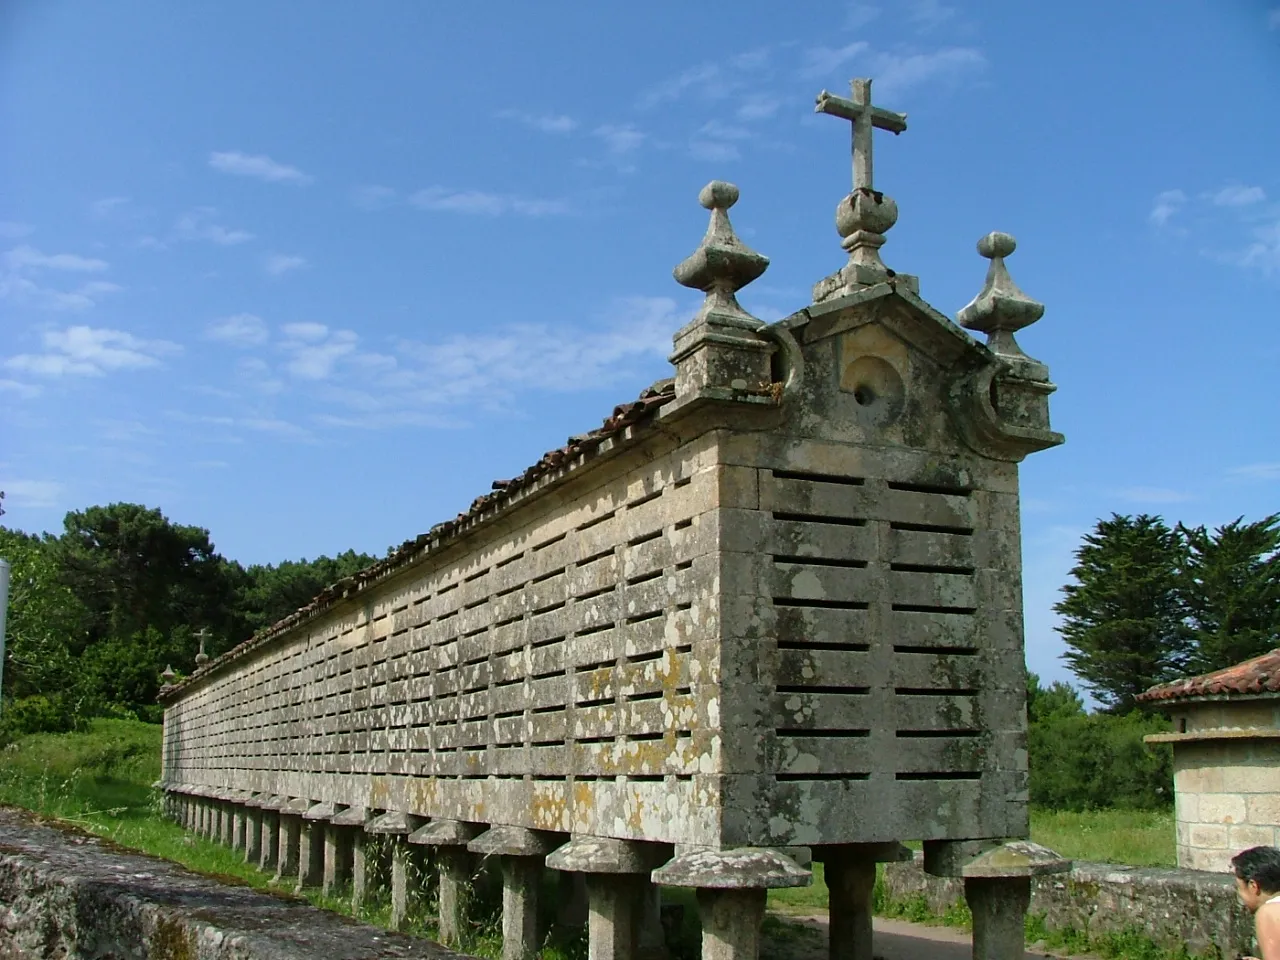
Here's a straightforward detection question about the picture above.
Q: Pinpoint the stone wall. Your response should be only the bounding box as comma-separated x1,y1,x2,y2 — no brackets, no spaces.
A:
1172,737,1280,871
883,851,1254,958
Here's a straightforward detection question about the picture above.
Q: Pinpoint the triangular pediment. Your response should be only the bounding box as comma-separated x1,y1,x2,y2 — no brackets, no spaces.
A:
775,282,997,453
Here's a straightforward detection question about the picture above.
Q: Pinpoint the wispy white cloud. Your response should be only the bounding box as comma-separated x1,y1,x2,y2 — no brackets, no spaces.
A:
264,253,308,276
209,151,314,185
800,42,870,80
1149,189,1186,228
1235,219,1280,275
5,246,107,273
0,478,64,509
96,419,159,443
1207,184,1266,207
207,313,269,347
1268,7,1280,29
0,221,33,239
1229,462,1280,481
280,322,360,380
594,125,646,155
1113,486,1194,504
351,185,397,211
409,187,571,217
90,196,131,218
869,47,985,96
801,43,984,96
736,94,782,122
175,208,254,245
234,356,285,394
638,63,722,109
910,0,955,30
0,378,41,399
690,120,753,163
498,110,578,134
6,325,180,377
0,246,121,311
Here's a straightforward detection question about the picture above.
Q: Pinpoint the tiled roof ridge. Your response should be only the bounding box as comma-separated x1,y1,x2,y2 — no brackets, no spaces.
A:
159,377,677,700
1138,647,1280,703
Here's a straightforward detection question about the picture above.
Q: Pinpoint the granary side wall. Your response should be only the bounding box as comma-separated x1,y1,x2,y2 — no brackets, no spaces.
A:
163,426,742,846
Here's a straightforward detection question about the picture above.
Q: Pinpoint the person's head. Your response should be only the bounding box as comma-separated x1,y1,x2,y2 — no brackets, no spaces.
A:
1232,846,1280,912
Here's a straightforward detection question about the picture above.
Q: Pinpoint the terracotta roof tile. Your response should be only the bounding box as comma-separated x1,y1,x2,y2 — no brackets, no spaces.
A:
159,377,677,700
1138,648,1280,703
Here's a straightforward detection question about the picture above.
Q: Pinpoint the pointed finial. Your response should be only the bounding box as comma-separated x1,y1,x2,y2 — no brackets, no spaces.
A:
161,664,176,683
673,181,769,328
194,627,210,667
958,232,1045,365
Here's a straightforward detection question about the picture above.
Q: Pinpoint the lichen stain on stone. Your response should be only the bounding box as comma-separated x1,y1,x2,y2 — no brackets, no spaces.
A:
148,915,195,960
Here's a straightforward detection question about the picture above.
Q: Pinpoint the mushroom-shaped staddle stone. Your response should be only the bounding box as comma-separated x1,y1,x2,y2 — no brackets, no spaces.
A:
957,231,1045,360
673,181,769,313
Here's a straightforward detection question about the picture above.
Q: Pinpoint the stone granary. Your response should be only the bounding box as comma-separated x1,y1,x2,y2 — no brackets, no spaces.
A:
1141,648,1280,873
157,78,1069,960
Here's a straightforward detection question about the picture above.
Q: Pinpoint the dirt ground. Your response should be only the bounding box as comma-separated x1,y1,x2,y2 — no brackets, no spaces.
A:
761,912,1098,960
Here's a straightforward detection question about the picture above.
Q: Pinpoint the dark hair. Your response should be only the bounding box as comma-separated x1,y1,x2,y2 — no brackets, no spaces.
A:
1232,846,1280,893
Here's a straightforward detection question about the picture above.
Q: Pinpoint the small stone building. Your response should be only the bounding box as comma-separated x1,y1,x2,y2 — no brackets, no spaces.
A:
1141,649,1280,872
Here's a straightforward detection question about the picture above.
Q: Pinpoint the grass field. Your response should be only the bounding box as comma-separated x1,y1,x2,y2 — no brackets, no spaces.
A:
0,719,1182,957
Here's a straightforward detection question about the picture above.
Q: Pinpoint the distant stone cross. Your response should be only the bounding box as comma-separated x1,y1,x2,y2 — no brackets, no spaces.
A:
815,77,907,192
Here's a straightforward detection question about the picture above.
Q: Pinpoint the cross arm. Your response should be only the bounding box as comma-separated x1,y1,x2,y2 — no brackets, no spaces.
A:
814,90,908,134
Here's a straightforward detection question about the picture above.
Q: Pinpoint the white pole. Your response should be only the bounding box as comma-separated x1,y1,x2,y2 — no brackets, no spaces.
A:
0,558,9,718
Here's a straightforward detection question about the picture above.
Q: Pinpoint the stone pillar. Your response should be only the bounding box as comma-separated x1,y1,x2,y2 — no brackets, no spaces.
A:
923,839,1070,960
547,836,674,960
274,798,307,883
231,799,247,852
814,842,911,960
198,798,211,838
652,847,811,960
326,805,368,897
965,877,1031,960
299,802,338,891
221,799,235,845
244,799,262,864
367,811,425,930
410,819,484,948
697,889,767,960
352,829,370,912
469,825,565,960
259,799,282,872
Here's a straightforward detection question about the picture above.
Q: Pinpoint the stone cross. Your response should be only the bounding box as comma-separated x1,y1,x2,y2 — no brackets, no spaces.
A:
815,77,907,192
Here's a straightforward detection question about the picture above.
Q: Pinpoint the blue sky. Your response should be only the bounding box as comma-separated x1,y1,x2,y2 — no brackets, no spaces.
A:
1,1,1277,691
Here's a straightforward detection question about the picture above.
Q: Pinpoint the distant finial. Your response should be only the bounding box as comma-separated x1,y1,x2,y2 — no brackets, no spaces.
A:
161,664,176,683
194,627,210,667
957,232,1045,362
673,181,769,327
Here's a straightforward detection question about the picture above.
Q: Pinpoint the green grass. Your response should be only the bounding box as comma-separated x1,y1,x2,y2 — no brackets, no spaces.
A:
0,722,1186,959
1029,807,1176,868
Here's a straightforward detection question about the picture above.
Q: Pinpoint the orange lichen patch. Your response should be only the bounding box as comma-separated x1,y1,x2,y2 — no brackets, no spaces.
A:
530,783,569,831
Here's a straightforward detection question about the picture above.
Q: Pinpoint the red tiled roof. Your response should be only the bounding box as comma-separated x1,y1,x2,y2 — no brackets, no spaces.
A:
1138,648,1280,703
159,378,677,701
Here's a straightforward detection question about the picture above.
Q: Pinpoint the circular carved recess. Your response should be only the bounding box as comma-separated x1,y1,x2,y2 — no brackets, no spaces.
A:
842,355,905,428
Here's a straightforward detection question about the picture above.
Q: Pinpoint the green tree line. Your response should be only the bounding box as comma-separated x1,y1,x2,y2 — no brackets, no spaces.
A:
1,501,375,731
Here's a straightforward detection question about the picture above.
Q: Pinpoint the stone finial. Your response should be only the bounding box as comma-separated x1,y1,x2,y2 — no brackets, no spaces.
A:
812,78,915,301
957,232,1045,364
673,180,769,328
194,627,210,667
161,664,176,683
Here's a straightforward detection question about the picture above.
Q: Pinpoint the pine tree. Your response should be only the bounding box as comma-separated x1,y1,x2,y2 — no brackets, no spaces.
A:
1178,513,1280,672
1055,514,1191,712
